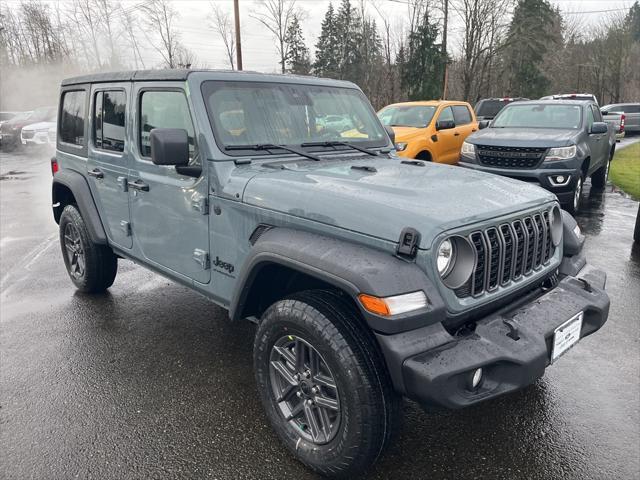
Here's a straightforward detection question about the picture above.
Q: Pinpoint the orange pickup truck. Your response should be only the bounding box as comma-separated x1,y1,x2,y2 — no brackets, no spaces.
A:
378,100,478,164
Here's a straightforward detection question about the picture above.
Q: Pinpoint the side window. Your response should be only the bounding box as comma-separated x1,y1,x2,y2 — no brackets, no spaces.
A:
586,106,595,130
94,90,126,152
438,106,454,124
139,90,196,162
625,105,640,113
592,105,603,122
60,90,86,146
452,105,472,125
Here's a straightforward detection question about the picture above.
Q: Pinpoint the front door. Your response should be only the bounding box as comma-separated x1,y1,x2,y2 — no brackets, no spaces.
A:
434,106,458,164
86,85,132,249
129,84,210,284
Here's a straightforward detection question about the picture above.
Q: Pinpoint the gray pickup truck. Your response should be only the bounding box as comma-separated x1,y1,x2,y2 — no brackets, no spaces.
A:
51,70,609,477
460,100,616,213
602,102,640,136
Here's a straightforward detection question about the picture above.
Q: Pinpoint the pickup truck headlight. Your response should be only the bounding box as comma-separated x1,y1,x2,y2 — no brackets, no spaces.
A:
545,145,577,161
437,236,475,289
395,142,408,151
461,141,475,156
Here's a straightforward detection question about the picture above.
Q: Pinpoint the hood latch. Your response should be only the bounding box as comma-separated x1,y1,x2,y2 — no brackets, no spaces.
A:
396,227,421,259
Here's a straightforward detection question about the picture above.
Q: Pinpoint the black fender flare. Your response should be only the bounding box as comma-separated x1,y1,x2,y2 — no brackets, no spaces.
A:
52,170,108,244
229,227,446,334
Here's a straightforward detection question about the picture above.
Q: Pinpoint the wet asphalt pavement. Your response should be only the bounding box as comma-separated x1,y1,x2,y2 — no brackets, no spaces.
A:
1,146,639,480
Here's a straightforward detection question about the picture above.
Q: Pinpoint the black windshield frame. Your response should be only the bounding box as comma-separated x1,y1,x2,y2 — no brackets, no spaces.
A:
201,80,388,158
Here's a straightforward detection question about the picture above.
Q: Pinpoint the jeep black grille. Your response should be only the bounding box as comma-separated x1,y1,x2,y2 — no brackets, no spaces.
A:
476,145,547,169
455,209,556,298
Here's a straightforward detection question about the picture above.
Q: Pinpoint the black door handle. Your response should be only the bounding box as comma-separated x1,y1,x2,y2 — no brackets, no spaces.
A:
128,179,149,191
471,129,477,132
87,168,104,179
454,132,460,136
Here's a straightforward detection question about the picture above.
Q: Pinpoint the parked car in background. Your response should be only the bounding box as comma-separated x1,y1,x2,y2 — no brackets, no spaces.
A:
0,106,56,151
459,100,615,213
21,120,56,147
540,93,599,105
601,103,640,134
474,97,529,121
378,100,478,163
0,111,20,125
600,109,625,141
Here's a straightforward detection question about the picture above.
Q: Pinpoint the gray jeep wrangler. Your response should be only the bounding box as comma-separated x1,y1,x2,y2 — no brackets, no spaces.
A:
52,70,609,477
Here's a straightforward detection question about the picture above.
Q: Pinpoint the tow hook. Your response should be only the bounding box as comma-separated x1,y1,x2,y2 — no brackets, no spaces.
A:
503,319,520,341
578,277,593,293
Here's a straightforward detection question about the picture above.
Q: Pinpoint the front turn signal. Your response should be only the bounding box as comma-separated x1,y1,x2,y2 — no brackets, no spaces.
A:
358,291,428,317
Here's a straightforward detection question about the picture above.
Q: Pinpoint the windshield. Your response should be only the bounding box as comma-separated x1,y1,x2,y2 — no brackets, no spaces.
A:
492,104,582,129
202,81,387,153
475,100,508,118
377,105,436,128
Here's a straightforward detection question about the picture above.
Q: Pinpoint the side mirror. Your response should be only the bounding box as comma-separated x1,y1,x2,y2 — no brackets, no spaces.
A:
479,120,490,130
150,128,190,166
590,122,608,135
436,120,455,131
384,125,395,145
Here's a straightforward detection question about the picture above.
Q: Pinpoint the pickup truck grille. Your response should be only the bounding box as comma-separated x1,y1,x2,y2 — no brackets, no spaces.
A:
477,145,547,169
455,209,555,298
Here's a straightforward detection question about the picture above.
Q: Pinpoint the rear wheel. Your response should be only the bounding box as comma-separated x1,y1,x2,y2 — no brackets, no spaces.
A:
59,205,117,293
254,290,400,477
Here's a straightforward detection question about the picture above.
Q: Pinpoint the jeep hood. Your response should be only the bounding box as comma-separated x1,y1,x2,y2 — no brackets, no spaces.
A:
467,127,578,147
242,156,555,249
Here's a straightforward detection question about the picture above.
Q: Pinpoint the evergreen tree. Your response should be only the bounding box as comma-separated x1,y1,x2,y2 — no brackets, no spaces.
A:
401,10,445,101
284,15,310,75
503,0,559,98
313,3,340,77
627,1,640,42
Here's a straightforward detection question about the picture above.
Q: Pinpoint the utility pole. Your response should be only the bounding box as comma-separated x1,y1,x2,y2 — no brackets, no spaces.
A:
442,0,449,99
234,0,243,71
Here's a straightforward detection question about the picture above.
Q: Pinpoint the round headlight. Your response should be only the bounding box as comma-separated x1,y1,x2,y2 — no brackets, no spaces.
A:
437,239,454,276
437,236,476,289
550,205,562,246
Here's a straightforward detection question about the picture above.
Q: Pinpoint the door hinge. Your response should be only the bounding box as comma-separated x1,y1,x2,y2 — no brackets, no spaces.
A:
120,220,131,236
192,197,209,215
192,249,210,269
117,176,128,192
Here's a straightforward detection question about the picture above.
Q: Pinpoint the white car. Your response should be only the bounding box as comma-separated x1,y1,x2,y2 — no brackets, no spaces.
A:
21,121,56,147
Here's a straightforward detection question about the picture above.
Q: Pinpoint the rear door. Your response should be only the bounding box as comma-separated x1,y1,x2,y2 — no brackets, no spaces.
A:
128,83,210,285
86,85,132,249
623,104,640,130
452,104,477,147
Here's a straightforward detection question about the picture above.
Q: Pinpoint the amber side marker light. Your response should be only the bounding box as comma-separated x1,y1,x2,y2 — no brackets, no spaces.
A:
358,291,428,317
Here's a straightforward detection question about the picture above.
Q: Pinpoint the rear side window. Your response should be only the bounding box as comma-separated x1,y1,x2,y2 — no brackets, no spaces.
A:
139,90,196,160
475,100,505,118
94,91,126,152
624,104,640,113
452,105,472,125
60,90,86,146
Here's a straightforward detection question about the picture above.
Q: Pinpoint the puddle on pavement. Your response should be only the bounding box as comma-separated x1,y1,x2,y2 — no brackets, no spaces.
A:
0,170,32,181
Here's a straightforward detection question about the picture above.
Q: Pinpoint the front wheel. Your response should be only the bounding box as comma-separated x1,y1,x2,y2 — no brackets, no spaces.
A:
59,205,118,293
564,176,584,214
254,290,400,477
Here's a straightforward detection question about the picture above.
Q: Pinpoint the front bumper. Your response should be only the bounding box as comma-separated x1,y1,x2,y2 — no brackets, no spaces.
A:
460,154,581,206
377,262,609,409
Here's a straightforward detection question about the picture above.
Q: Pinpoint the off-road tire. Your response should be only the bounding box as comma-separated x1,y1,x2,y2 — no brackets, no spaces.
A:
59,204,117,293
254,289,401,477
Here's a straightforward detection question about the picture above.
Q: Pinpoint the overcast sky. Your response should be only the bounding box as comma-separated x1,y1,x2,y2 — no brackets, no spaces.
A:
171,0,635,71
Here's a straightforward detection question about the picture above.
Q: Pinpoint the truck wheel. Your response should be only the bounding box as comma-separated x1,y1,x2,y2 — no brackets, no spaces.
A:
591,158,611,190
254,289,400,477
59,204,117,293
565,176,583,214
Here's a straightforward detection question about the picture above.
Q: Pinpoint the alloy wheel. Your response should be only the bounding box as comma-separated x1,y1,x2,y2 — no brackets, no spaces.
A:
64,223,85,279
269,335,341,444
573,177,583,212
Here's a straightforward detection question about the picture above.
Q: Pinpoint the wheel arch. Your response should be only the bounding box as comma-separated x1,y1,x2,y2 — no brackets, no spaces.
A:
415,149,433,161
52,170,108,244
229,228,446,334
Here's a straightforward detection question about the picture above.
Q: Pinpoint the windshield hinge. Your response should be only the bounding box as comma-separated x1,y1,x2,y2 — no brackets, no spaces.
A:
396,227,421,259
191,197,209,215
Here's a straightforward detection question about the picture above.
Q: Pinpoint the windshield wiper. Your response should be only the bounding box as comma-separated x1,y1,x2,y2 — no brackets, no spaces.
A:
300,140,380,156
225,143,321,161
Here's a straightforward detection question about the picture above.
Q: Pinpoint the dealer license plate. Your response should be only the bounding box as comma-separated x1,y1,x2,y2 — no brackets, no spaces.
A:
551,312,583,363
